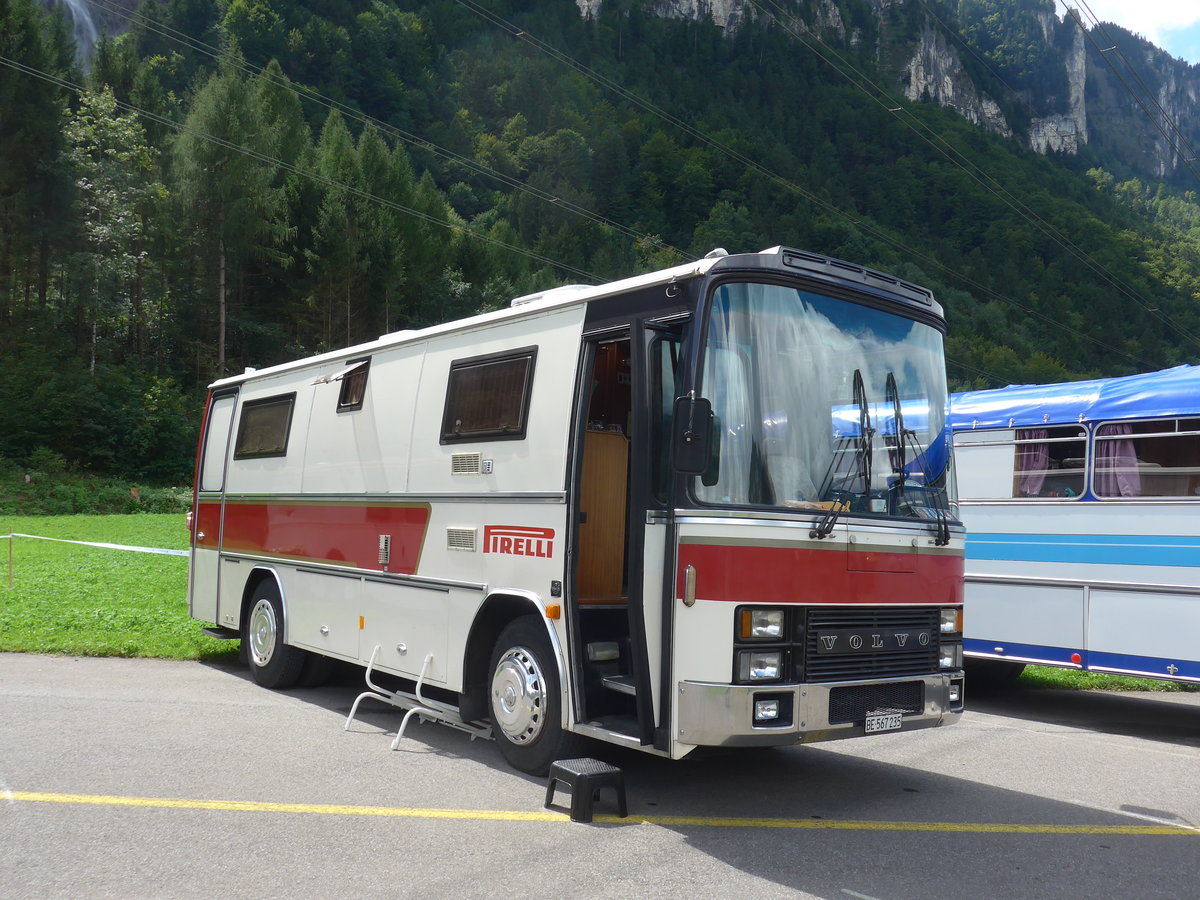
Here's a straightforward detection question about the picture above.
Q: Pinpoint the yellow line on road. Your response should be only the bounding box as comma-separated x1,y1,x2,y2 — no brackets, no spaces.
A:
10,791,1197,834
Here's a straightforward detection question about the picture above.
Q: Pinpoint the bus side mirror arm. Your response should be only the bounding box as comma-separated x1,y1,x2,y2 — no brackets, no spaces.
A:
673,394,714,476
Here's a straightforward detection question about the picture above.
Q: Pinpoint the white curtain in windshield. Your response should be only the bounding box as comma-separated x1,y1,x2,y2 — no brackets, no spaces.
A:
697,282,950,513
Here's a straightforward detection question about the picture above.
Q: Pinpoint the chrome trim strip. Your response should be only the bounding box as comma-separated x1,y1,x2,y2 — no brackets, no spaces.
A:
1090,665,1200,683
223,553,486,593
674,509,964,532
210,492,567,504
967,652,1079,667
570,722,671,756
677,534,962,556
956,498,1200,506
675,673,960,748
965,573,1200,595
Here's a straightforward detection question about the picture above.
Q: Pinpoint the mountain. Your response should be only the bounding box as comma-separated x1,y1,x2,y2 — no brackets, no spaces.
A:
49,0,1200,185
4,0,1200,479
635,0,1200,185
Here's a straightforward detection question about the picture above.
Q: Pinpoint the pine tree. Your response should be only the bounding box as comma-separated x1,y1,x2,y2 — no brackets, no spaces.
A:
172,61,288,375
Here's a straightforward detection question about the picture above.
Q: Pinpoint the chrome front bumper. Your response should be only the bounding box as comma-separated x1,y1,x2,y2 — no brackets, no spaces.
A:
675,672,965,748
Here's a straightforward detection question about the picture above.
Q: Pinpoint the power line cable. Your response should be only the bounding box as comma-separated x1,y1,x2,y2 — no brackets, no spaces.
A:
81,0,687,265
1066,2,1200,187
49,1,1192,373
81,0,1182,367
913,0,1033,112
745,0,1200,352
452,0,1164,369
0,53,602,284
945,355,1017,385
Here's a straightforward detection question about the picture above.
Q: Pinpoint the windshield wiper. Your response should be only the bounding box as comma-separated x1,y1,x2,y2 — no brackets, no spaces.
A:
885,370,951,546
812,369,873,539
885,371,907,486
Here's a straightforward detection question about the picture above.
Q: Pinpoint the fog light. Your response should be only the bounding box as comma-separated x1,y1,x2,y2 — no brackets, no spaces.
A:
738,649,782,682
949,683,961,703
754,699,780,722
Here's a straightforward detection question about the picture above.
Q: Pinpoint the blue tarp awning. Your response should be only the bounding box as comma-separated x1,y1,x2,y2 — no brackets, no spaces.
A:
950,365,1200,430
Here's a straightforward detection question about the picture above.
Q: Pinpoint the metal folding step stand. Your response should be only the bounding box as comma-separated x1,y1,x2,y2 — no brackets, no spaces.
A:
343,645,493,749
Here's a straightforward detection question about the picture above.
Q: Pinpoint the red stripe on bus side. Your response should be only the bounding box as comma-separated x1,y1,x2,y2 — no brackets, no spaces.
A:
197,500,431,573
677,543,963,605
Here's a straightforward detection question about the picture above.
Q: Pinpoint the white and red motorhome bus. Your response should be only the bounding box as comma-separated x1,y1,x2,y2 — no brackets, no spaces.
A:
188,246,965,773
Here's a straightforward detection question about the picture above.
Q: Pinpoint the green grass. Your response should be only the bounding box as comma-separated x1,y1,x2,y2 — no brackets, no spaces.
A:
0,513,237,661
1018,665,1199,692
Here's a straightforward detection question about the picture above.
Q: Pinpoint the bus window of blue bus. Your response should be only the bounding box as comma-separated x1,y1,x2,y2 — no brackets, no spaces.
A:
1094,418,1200,499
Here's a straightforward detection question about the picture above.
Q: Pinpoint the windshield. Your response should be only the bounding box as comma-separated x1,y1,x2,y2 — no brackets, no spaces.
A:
696,281,955,521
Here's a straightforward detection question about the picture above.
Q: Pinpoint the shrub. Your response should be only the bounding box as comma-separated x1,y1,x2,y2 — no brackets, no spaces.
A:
28,447,68,475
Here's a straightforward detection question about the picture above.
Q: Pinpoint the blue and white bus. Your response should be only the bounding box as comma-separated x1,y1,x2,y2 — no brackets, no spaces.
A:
950,366,1200,685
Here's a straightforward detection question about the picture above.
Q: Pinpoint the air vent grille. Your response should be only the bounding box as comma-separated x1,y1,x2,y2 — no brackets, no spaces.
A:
447,528,477,552
451,452,482,475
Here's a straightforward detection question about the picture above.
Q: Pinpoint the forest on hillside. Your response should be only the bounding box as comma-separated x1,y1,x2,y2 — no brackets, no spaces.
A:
3,0,1200,483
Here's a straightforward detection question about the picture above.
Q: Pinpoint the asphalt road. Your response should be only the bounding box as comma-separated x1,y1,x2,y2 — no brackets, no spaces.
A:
2,653,1198,899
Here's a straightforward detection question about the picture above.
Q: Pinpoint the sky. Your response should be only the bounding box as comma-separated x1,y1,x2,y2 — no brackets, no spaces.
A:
1057,1,1200,65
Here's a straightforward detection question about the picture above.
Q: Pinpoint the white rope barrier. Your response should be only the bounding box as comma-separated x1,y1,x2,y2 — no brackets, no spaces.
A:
0,533,188,557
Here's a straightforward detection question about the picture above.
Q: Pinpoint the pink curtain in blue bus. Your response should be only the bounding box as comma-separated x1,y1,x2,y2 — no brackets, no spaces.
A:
1095,423,1141,497
1015,429,1049,496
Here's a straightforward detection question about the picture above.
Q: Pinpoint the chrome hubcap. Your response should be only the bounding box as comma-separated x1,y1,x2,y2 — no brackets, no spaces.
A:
248,598,277,667
490,646,545,745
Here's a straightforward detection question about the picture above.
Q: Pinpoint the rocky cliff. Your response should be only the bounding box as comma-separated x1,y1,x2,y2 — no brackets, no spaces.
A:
53,0,1200,184
578,0,1200,184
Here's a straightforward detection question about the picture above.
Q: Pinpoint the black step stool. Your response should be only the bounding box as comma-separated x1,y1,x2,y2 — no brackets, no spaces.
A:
544,758,628,823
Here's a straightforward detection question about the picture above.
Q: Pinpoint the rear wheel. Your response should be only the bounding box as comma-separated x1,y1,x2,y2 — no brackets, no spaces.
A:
489,616,581,774
243,580,308,689
966,658,1026,693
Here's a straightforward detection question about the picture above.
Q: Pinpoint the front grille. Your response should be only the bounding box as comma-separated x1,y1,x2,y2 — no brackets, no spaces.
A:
802,607,940,682
829,681,925,725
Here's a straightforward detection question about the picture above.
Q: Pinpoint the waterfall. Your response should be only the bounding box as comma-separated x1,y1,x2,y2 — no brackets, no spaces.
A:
50,0,99,67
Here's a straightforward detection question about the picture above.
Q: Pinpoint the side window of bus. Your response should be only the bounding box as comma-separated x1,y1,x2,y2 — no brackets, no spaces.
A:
1095,418,1200,498
1012,426,1086,498
234,394,296,459
441,347,537,443
199,394,237,492
651,334,680,504
337,358,370,412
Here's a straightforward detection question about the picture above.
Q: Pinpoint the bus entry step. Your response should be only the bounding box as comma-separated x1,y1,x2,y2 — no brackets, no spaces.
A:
544,758,628,823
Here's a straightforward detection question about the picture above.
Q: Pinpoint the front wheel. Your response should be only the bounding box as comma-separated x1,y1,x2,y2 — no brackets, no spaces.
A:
488,616,581,774
243,580,308,689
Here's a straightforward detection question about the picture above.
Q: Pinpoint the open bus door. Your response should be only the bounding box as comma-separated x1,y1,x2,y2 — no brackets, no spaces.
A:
571,319,683,751
188,390,237,626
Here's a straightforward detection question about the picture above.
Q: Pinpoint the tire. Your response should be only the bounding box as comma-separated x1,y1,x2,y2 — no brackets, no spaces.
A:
243,580,308,689
966,658,1026,693
299,651,335,687
488,616,581,775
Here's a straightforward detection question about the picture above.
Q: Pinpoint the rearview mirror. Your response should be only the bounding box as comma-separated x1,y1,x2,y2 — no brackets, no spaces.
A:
672,395,714,476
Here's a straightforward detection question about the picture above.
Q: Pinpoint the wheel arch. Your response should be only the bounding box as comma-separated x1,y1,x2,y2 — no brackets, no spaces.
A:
459,590,566,725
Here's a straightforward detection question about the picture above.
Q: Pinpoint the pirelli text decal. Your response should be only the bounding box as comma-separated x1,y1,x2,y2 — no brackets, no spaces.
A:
483,525,555,558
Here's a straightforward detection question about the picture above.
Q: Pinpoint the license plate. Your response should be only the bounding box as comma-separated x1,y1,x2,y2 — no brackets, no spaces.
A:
865,712,903,733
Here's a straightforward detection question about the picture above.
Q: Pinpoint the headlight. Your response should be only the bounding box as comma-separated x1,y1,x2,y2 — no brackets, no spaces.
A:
940,607,963,634
739,608,785,640
738,649,782,681
939,643,963,669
